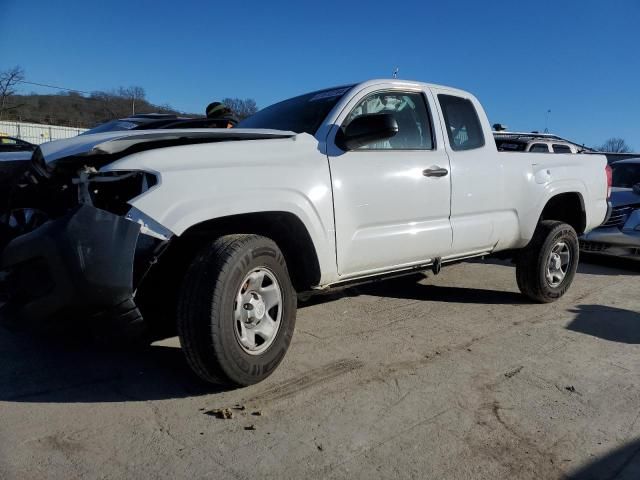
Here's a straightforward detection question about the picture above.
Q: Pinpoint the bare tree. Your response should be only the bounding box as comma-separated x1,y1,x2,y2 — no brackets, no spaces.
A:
598,137,632,153
222,98,258,120
0,66,25,120
118,86,146,115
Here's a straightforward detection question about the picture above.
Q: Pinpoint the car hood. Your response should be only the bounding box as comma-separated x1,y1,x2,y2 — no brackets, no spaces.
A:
610,187,640,208
37,128,297,165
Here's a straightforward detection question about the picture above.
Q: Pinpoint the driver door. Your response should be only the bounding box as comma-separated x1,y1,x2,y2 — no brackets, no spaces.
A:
326,86,453,277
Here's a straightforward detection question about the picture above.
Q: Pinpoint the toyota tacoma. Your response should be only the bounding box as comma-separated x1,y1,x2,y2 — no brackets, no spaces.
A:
0,79,611,386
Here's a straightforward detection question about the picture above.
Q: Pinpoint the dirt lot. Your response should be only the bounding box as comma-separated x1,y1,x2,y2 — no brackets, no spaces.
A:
0,256,639,479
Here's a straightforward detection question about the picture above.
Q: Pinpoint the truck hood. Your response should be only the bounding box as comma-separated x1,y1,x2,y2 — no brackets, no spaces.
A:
38,128,297,165
610,187,640,208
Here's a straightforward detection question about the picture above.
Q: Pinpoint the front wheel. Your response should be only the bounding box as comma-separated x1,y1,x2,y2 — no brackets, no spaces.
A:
177,234,297,386
516,220,579,303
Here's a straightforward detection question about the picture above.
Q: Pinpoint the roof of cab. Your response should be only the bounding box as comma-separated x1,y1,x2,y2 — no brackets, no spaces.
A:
354,79,473,97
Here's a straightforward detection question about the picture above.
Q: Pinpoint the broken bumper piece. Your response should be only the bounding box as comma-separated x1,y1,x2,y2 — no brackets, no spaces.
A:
0,204,143,331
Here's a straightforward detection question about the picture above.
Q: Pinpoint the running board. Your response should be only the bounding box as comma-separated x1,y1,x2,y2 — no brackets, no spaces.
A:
313,250,492,291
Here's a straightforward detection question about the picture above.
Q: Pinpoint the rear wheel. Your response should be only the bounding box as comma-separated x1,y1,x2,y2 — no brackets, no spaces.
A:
516,220,579,303
177,234,296,386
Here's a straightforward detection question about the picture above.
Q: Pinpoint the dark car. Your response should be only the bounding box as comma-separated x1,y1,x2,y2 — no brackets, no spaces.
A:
580,158,640,258
0,136,36,153
0,138,37,217
82,112,237,135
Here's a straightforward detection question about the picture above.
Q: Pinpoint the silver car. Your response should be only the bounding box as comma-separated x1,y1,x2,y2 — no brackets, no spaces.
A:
580,158,640,258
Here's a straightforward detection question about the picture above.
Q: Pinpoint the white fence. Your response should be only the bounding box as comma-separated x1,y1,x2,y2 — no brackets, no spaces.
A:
0,121,87,145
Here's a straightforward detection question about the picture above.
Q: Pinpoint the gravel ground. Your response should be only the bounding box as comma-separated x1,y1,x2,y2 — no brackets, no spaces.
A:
1,255,639,479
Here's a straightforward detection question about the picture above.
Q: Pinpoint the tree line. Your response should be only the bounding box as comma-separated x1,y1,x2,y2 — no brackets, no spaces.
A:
0,66,258,128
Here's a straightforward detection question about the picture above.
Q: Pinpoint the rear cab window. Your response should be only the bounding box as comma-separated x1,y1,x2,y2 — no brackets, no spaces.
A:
529,143,550,153
496,140,526,151
438,94,485,151
552,144,572,154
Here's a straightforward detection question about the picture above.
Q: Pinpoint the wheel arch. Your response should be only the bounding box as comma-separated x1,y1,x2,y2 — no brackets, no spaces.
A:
538,192,586,235
178,211,322,291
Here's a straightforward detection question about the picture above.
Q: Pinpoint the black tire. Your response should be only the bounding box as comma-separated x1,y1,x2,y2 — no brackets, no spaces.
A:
516,220,579,303
177,234,296,386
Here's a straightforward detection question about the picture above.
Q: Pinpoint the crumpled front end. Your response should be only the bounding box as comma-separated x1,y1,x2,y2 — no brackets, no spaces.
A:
0,129,296,332
0,147,171,333
1,205,141,328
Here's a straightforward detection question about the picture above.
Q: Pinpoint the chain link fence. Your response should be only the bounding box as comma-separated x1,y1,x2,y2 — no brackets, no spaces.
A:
0,121,87,145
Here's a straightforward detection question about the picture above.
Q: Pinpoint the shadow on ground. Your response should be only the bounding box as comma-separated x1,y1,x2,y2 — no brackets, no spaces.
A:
0,329,225,403
567,304,640,344
4,268,633,405
578,253,640,276
1,274,533,404
566,437,640,480
480,254,640,277
358,281,528,305
299,273,528,308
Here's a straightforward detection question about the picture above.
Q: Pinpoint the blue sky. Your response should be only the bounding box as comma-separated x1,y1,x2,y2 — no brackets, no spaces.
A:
1,0,639,148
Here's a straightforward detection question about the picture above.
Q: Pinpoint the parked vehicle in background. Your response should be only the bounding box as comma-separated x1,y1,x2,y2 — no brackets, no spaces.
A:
0,79,610,386
82,111,237,135
494,131,587,154
0,137,36,214
580,158,640,258
596,152,640,165
0,136,36,153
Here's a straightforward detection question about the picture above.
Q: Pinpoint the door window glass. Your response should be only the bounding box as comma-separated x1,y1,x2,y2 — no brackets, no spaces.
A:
343,91,434,150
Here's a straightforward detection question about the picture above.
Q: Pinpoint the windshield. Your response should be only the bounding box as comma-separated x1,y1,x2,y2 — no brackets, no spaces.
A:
238,86,354,135
612,163,640,188
82,120,142,135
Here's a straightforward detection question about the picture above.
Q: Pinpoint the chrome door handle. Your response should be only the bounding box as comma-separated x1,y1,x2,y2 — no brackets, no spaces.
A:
423,167,448,177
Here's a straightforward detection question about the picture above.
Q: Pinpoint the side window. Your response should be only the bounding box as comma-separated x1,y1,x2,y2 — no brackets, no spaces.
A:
438,94,485,151
343,91,434,150
496,141,526,151
552,144,572,154
529,143,549,153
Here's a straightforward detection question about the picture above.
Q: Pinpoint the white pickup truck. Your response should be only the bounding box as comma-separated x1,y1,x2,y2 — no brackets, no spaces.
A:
0,79,611,386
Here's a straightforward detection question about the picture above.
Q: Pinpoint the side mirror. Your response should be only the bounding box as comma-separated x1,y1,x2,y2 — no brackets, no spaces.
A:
336,113,398,151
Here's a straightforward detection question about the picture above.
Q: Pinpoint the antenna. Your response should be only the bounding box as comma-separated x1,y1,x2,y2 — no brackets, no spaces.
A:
544,109,551,133
393,67,399,79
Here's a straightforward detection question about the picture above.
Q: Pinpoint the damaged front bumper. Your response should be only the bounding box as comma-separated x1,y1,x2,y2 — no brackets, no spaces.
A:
0,204,162,331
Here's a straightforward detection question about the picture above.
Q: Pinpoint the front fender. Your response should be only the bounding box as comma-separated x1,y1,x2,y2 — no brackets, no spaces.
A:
101,136,338,284
134,183,336,284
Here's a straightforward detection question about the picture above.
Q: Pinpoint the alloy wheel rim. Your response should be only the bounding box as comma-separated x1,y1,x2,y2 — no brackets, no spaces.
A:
233,267,283,355
546,241,571,288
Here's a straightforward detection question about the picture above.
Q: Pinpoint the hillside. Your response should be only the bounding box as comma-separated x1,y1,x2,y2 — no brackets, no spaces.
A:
1,91,192,128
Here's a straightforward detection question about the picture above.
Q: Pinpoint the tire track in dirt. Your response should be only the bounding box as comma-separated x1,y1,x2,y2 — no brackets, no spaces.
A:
243,359,364,404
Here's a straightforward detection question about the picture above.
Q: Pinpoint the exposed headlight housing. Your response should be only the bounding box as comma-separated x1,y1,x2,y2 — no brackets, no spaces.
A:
75,170,159,215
